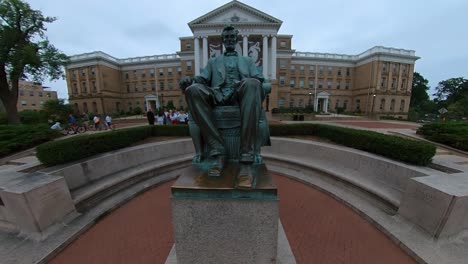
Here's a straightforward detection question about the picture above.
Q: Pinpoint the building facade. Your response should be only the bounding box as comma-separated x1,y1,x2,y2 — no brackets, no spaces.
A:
17,80,58,111
66,0,419,118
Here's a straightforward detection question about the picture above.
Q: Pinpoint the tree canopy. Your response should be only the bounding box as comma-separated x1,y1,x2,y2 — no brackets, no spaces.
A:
410,72,430,108
433,77,468,106
0,0,68,124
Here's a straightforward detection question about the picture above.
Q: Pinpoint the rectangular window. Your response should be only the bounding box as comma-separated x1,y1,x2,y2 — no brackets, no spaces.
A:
92,81,96,91
401,79,406,90
336,80,341,89
125,72,129,80
391,78,397,89
392,63,398,73
402,64,408,73
73,84,77,94
381,77,387,88
337,68,342,76
279,76,285,86
169,83,174,90
318,80,323,88
382,63,387,72
81,69,85,76
91,67,95,75
280,59,286,69
186,61,192,71
310,65,315,74
328,66,333,75
47,92,51,98
151,83,156,91
82,82,87,93
142,83,147,91
31,102,36,106
185,42,192,49
300,65,305,74
160,82,165,90
290,79,295,88
319,66,323,75
72,70,76,78
21,100,27,105
29,91,34,96
141,70,146,78
177,67,182,75
290,65,295,73
38,92,43,97
150,69,155,77
168,68,173,76
280,41,286,48
299,79,305,88
133,70,137,78
134,84,138,92
346,68,350,76
327,80,333,89
345,80,350,89
126,85,130,93
159,69,164,76
309,79,314,89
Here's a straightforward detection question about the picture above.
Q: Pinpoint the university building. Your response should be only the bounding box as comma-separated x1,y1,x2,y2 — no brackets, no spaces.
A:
66,0,419,118
17,80,58,111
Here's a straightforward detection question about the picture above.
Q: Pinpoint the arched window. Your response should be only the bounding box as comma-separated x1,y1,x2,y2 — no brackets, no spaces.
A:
400,100,405,111
390,99,396,112
289,99,294,108
83,102,88,113
298,99,303,107
92,102,98,113
73,103,79,114
355,99,361,111
379,99,386,111
343,100,348,110
335,99,340,109
278,98,285,108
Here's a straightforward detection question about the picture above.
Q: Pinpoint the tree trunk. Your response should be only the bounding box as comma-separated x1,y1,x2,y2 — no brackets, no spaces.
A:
0,69,21,124
4,97,20,124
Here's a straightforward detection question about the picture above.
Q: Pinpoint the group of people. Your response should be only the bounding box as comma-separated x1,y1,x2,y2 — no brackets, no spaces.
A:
146,109,188,125
50,113,114,131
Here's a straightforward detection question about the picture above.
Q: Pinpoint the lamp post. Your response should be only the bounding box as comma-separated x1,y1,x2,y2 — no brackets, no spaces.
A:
372,94,376,114
308,92,312,110
161,93,164,109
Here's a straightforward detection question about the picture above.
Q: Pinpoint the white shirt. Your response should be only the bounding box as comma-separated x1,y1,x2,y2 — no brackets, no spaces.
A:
105,116,112,123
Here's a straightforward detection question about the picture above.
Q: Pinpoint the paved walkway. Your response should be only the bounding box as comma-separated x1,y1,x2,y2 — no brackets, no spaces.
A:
48,175,416,264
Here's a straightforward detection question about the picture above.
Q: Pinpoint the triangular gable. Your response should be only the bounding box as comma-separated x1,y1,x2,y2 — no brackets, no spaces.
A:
317,91,331,96
189,0,282,26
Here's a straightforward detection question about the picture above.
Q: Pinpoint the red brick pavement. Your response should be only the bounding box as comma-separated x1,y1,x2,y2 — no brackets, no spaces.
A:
50,175,416,264
334,121,418,129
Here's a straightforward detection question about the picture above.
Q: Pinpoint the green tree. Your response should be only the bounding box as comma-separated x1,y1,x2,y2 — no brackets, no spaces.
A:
0,0,68,124
433,77,468,106
42,99,71,124
410,72,430,108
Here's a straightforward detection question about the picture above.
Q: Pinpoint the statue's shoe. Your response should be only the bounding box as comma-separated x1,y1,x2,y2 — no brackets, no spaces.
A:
236,164,253,190
208,155,226,177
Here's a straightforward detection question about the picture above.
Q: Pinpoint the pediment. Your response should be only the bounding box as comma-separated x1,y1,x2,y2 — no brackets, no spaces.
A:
189,1,282,27
317,91,331,97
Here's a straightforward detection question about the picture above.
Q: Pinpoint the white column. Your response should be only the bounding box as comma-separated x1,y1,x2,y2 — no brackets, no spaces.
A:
262,35,269,78
270,35,277,80
324,98,329,113
194,37,200,75
202,36,208,68
243,35,248,56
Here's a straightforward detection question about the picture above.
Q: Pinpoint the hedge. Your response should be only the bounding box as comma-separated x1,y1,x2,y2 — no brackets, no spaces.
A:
417,122,468,151
0,124,61,158
37,123,436,166
269,124,436,166
36,125,190,166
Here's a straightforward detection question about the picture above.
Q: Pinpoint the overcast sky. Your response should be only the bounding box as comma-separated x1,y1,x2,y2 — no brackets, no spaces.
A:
27,0,467,100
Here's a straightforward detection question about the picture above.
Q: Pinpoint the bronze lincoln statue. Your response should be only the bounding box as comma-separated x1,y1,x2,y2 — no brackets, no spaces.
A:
179,25,270,189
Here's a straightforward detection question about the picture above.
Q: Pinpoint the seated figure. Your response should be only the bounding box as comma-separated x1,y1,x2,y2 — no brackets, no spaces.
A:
179,25,270,189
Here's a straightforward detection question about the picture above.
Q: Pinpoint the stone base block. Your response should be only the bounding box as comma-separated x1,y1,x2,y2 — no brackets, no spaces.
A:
171,164,278,264
398,173,468,238
0,172,76,238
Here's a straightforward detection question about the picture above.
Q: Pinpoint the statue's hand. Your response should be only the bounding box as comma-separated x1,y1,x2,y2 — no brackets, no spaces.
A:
179,76,193,92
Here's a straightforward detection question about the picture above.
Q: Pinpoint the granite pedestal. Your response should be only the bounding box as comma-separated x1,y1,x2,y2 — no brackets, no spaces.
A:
171,163,279,264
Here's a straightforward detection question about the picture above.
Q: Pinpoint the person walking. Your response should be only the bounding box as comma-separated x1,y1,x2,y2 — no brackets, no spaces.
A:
147,108,155,125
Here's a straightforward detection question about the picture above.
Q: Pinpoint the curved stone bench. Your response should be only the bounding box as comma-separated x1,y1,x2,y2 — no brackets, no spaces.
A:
262,137,429,208
44,139,195,209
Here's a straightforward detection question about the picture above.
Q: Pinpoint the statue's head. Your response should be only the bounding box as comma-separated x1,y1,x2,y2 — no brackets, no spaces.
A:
221,25,239,52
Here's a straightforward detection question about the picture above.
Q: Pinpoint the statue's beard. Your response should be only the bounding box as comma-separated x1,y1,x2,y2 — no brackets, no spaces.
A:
224,43,236,51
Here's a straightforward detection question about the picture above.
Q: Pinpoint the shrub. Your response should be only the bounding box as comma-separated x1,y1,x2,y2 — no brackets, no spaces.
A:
417,122,468,151
19,110,48,124
0,124,61,157
36,125,190,166
37,123,435,166
270,123,436,165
